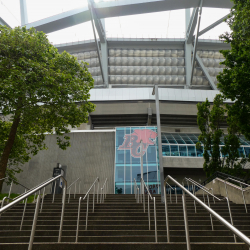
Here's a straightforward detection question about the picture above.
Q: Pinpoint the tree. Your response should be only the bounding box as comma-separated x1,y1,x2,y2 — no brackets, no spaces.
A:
217,0,250,140
197,95,249,177
0,25,95,192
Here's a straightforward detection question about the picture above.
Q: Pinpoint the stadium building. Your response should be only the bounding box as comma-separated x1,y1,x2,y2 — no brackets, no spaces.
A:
2,0,249,196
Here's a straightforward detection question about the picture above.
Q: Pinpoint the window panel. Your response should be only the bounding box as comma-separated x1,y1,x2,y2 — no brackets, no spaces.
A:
171,145,179,156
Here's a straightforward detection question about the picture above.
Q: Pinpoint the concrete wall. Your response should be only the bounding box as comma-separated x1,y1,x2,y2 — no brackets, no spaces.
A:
2,131,115,194
196,178,250,204
163,157,204,169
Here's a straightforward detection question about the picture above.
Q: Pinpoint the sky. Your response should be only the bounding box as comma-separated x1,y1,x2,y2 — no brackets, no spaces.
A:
0,0,231,45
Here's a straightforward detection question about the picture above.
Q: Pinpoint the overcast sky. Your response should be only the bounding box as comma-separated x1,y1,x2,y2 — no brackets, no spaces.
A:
0,0,231,45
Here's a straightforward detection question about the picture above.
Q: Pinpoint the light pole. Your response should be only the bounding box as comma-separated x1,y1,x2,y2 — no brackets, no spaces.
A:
152,85,164,202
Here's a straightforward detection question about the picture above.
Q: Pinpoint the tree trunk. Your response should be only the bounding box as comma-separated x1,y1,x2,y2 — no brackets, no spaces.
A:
0,115,21,193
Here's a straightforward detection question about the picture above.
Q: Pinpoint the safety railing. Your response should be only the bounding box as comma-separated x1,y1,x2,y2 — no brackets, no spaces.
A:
134,178,158,242
184,177,236,240
164,175,250,250
165,182,177,204
100,178,108,203
76,177,101,242
0,176,29,205
67,178,81,203
0,175,67,250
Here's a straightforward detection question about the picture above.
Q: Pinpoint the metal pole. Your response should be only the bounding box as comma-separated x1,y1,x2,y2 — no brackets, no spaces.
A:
40,187,45,213
153,197,158,243
86,194,90,230
97,180,99,203
76,198,82,242
140,141,144,202
7,181,13,204
68,188,71,204
175,187,177,204
192,184,197,213
93,184,95,212
182,192,191,250
226,197,237,243
164,184,170,242
154,85,164,202
28,195,41,250
207,194,214,231
52,181,56,203
240,184,247,213
190,0,203,84
58,186,66,242
20,195,28,231
148,195,151,230
75,182,76,199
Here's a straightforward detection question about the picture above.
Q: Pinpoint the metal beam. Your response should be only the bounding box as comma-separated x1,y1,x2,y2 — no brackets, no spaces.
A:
89,0,106,43
20,0,28,26
0,17,11,28
196,54,218,90
193,13,229,40
186,7,199,44
185,9,192,89
88,0,106,86
191,0,203,84
25,0,233,34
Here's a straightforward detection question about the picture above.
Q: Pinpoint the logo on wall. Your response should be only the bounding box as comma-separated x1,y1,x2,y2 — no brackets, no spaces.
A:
118,129,157,158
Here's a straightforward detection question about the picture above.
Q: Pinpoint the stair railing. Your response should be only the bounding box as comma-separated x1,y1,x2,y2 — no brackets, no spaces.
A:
219,177,250,213
0,176,29,204
76,177,101,242
0,175,67,250
184,177,235,241
67,177,81,203
141,178,158,243
165,182,177,204
164,176,250,250
133,178,140,203
100,178,108,203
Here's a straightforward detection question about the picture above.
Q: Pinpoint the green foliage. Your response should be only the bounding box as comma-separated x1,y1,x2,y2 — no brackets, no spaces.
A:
197,95,249,177
0,25,95,185
0,193,41,204
217,0,250,140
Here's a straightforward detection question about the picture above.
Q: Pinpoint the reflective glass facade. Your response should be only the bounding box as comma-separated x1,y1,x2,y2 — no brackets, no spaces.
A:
162,133,250,157
115,127,160,194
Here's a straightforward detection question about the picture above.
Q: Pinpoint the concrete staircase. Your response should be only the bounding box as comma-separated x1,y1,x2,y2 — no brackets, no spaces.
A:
0,193,249,249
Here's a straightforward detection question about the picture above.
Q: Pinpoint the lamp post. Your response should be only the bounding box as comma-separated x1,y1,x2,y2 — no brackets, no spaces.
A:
152,85,164,202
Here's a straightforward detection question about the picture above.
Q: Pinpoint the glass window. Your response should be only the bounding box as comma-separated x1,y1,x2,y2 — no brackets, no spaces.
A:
238,147,245,158
188,146,196,157
179,146,187,156
171,145,179,156
197,146,203,157
162,145,170,156
244,147,250,157
168,139,177,144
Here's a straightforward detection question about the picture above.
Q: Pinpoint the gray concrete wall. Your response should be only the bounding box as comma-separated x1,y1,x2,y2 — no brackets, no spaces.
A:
196,178,250,204
2,131,115,195
163,157,204,168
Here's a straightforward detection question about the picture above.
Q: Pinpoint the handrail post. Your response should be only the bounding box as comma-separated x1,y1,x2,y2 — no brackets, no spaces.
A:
182,191,191,250
226,197,237,243
175,187,177,204
52,181,56,203
58,186,66,242
207,194,214,231
68,187,71,203
93,184,95,212
7,180,13,204
97,180,99,203
76,197,82,242
86,194,90,230
153,197,158,243
40,187,45,213
148,195,150,230
28,195,41,250
211,188,215,204
143,185,145,213
240,184,247,213
164,183,170,242
74,181,77,199
192,184,197,213
20,193,28,231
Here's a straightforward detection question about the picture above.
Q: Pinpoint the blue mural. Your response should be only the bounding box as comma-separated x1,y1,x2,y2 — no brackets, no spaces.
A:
115,127,160,194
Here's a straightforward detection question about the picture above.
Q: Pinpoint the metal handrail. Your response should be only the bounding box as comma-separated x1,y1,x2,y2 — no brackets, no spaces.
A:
76,177,100,242
135,178,158,243
100,178,108,203
164,176,250,249
165,182,177,204
0,175,67,250
67,178,81,203
184,177,235,241
134,179,140,203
